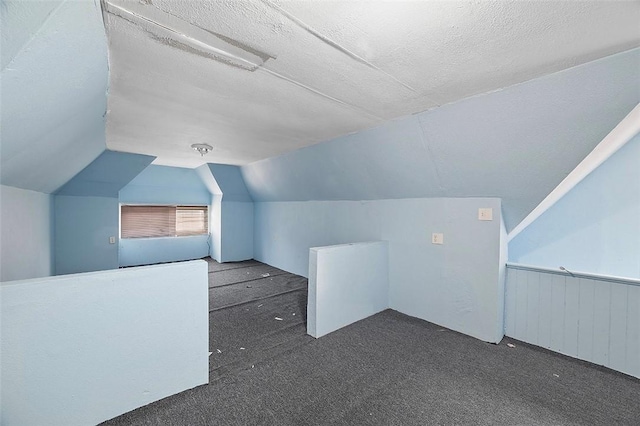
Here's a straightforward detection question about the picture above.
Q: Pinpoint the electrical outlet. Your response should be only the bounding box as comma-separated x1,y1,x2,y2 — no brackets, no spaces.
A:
109,236,116,244
432,233,444,245
478,208,493,221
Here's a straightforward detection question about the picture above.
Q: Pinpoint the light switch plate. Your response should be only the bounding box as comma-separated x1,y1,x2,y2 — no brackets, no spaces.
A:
432,233,444,245
478,208,493,221
109,236,116,244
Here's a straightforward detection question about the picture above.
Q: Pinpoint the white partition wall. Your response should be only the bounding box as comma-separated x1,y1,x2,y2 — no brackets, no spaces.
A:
1,260,210,426
504,264,640,379
308,241,389,338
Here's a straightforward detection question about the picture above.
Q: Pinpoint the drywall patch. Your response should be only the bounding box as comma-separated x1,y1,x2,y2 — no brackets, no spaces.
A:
105,8,261,71
259,0,419,94
103,0,269,71
205,30,275,64
150,34,259,71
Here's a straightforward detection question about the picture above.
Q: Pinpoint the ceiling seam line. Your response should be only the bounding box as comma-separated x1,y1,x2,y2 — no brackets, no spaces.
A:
104,2,260,70
258,67,383,121
416,115,445,195
145,2,275,62
260,0,438,100
103,0,382,121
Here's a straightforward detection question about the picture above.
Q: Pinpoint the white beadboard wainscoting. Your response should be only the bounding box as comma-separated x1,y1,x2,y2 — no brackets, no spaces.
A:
504,263,640,379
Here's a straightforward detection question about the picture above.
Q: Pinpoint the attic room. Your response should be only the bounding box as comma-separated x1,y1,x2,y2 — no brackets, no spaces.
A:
1,0,639,424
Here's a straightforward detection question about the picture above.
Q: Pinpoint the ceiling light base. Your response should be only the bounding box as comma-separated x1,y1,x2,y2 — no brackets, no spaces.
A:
191,143,213,156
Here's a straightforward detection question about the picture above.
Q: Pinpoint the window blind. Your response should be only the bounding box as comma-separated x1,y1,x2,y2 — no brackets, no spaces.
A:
176,206,208,236
121,205,208,238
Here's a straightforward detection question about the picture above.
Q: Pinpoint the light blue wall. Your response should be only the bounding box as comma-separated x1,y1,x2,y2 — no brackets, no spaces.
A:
56,150,154,197
1,0,109,194
308,241,389,338
509,134,640,279
207,164,252,202
54,196,119,275
207,164,254,262
220,201,253,262
195,165,223,261
504,265,640,379
254,198,504,342
1,260,209,425
0,185,54,281
242,48,640,232
120,165,211,205
119,235,210,267
52,151,155,275
52,162,252,270
119,165,212,267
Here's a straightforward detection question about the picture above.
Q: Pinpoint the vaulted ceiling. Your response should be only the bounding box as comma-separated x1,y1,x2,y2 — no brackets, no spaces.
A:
102,0,640,168
1,0,639,225
241,48,640,230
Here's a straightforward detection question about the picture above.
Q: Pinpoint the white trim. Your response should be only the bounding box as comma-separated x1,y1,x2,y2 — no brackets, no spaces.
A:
508,103,640,241
506,262,640,286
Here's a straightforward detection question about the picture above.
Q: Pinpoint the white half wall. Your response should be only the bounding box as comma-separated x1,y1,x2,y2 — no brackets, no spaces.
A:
308,241,389,338
0,260,210,426
0,185,53,281
254,198,504,343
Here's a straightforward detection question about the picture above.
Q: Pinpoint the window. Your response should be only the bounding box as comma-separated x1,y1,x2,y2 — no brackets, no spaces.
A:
121,205,208,238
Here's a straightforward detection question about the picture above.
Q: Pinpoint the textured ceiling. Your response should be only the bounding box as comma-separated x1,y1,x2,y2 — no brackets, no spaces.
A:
241,49,640,231
102,0,640,168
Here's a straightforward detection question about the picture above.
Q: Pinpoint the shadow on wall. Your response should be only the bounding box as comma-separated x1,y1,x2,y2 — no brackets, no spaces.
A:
509,134,640,278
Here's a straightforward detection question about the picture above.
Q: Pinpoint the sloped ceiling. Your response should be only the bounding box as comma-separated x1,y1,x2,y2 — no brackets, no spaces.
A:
2,0,639,233
509,133,640,278
0,0,109,193
119,164,211,205
102,0,640,168
206,164,253,202
241,49,640,231
56,150,155,198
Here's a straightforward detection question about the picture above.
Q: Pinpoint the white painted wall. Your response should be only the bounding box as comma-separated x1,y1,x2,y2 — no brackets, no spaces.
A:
254,198,504,343
0,261,210,425
210,194,222,261
0,185,53,281
504,265,640,379
308,241,389,338
497,216,508,340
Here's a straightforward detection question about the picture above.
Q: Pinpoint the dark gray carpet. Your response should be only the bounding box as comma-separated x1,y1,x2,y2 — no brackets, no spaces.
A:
209,290,309,372
103,260,640,426
208,274,307,310
206,259,262,273
204,258,312,380
208,263,287,288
